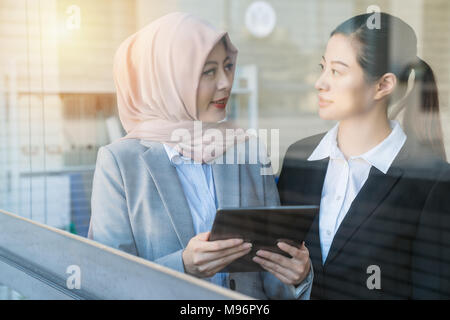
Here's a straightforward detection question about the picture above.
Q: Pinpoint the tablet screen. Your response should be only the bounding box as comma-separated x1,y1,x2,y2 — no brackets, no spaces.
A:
209,206,318,272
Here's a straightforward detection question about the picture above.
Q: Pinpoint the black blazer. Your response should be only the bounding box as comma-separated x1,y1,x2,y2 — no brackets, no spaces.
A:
278,133,450,299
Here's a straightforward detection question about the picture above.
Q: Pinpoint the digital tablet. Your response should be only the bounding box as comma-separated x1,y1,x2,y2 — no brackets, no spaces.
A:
209,205,318,272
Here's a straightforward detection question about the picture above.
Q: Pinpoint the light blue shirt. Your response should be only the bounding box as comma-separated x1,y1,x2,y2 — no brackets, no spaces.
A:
163,144,228,288
308,120,407,264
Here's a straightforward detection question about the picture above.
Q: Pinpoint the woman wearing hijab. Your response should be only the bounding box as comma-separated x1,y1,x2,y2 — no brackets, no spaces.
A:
88,12,312,299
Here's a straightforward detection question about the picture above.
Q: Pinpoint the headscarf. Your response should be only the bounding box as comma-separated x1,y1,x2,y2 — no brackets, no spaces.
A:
113,12,248,163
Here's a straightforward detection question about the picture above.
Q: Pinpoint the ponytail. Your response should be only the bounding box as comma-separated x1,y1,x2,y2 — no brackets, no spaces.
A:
401,57,446,161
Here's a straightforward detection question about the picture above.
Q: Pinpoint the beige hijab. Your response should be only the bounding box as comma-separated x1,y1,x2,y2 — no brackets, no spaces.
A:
114,12,248,163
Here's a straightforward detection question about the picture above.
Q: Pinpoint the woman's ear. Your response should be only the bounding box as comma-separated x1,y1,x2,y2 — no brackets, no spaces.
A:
374,73,397,100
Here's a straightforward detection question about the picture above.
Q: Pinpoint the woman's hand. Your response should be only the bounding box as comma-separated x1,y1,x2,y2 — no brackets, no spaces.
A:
252,241,311,286
182,232,252,278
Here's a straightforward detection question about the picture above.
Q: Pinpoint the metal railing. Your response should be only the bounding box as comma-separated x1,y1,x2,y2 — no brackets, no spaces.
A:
0,209,251,300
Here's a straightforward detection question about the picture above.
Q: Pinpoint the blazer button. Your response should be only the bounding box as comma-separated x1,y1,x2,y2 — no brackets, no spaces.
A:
230,279,236,290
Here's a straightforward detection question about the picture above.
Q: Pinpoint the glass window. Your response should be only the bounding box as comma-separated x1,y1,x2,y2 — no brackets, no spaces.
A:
1,0,449,300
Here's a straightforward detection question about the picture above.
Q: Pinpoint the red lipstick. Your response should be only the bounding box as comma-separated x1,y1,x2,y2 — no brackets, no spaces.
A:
210,97,229,109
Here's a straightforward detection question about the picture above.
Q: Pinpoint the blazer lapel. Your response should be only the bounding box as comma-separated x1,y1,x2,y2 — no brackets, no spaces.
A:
140,142,195,248
212,161,240,209
303,158,329,273
304,159,330,205
323,165,403,267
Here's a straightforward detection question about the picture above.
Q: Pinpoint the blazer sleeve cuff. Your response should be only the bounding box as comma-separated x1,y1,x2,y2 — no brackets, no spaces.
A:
290,261,314,300
154,249,185,274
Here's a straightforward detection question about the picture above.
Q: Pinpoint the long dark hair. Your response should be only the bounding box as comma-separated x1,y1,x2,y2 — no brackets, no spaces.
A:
331,12,446,161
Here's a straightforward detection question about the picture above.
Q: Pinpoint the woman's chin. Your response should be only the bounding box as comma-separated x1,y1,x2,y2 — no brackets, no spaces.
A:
199,113,227,123
318,108,335,121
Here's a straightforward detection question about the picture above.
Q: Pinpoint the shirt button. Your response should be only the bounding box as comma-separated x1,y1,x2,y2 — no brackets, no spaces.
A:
336,195,342,201
326,230,332,236
230,279,236,290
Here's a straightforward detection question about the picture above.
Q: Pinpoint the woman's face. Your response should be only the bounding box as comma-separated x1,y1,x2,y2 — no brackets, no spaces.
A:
315,34,376,121
196,40,235,122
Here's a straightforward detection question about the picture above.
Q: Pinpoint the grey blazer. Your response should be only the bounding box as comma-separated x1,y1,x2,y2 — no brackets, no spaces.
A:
88,138,311,299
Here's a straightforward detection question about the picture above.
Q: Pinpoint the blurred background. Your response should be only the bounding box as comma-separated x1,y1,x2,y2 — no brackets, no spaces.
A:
0,0,448,254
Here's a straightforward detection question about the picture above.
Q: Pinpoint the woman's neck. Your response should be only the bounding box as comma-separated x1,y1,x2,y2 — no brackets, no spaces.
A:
337,108,392,159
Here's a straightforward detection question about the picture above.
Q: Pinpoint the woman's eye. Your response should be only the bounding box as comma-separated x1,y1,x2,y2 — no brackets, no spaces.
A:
332,69,340,76
318,63,324,71
203,69,215,76
225,63,234,71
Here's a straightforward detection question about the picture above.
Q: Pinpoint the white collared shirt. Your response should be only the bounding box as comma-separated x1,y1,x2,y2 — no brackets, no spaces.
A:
308,120,407,264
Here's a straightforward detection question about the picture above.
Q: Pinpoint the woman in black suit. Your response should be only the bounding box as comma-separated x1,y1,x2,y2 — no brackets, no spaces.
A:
277,13,450,299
